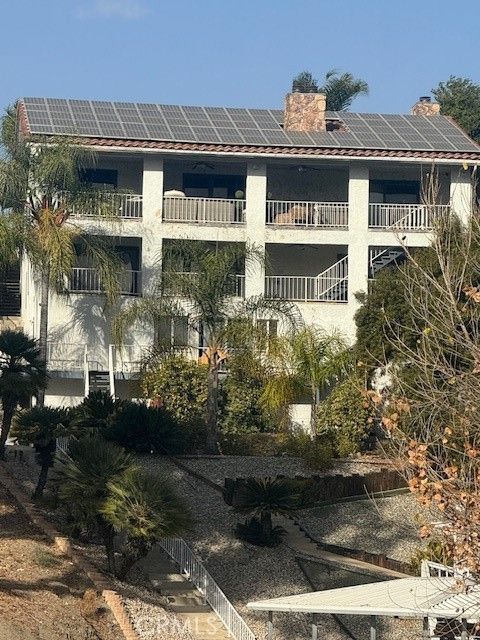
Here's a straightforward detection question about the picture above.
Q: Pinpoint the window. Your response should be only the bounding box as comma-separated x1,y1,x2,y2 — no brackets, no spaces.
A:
183,174,245,198
81,168,118,188
156,316,189,348
370,180,420,204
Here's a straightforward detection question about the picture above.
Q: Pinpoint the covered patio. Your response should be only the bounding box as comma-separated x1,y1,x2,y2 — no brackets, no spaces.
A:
248,576,480,639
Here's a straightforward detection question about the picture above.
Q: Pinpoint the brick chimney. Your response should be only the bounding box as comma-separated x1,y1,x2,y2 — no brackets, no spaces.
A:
284,92,326,132
411,96,440,116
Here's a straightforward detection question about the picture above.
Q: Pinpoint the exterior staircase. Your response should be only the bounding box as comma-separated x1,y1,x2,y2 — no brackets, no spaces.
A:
87,370,110,393
369,247,406,278
137,546,232,640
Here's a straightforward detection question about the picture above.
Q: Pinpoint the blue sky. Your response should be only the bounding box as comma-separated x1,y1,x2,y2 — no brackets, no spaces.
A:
2,0,480,114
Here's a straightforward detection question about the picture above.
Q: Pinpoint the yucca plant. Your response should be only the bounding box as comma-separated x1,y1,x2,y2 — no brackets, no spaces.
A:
102,468,191,578
114,241,300,453
55,437,133,574
235,477,300,543
11,406,69,498
0,106,124,405
0,329,47,458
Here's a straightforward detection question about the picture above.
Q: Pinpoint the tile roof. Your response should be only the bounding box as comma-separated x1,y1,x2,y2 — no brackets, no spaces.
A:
18,98,480,158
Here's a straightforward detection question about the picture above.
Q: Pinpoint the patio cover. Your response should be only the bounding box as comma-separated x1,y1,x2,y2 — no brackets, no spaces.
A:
247,577,480,621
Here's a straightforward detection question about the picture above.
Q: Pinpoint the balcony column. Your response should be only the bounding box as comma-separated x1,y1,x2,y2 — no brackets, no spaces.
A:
141,157,164,293
450,166,473,224
348,164,370,310
245,162,267,297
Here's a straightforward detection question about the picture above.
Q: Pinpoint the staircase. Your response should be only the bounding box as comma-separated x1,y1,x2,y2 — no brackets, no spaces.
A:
369,247,406,278
137,546,232,640
316,255,348,302
83,346,113,397
88,370,110,393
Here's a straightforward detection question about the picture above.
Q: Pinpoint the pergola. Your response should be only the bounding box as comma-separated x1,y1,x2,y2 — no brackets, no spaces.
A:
247,577,480,639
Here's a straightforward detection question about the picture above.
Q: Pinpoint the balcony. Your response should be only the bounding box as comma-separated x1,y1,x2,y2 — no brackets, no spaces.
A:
162,196,246,225
265,256,348,303
70,192,143,219
165,271,245,298
69,267,141,296
368,203,449,231
266,201,348,228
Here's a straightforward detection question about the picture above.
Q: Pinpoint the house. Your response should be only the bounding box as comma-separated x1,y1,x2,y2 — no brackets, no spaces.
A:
12,93,480,407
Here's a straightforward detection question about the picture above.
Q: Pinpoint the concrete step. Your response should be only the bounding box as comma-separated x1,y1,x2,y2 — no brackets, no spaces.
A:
151,578,196,594
168,603,211,613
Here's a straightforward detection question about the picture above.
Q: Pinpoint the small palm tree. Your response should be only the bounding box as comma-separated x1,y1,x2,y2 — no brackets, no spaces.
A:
262,326,352,432
0,106,124,405
291,69,369,111
0,330,47,458
55,437,133,574
70,390,121,436
102,468,190,578
235,477,300,541
114,241,299,453
11,406,69,498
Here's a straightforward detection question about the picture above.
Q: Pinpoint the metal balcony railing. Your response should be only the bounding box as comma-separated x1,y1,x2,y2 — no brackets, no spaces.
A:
69,267,141,295
368,203,449,230
69,192,143,219
266,200,348,228
163,196,246,224
165,272,245,298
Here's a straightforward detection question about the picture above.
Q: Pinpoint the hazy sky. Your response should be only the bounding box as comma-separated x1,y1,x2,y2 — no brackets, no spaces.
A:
2,0,479,114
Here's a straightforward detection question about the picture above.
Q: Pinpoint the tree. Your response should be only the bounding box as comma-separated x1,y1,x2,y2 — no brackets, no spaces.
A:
56,437,133,574
70,390,121,435
235,477,300,543
262,326,352,433
114,241,298,453
101,468,190,578
433,76,480,142
0,330,47,458
11,406,69,498
291,69,369,111
0,106,124,405
371,211,480,576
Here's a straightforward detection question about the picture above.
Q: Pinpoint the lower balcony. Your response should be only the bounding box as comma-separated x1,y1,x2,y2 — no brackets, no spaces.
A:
368,203,450,231
69,267,141,296
165,272,245,298
266,200,348,228
162,195,246,224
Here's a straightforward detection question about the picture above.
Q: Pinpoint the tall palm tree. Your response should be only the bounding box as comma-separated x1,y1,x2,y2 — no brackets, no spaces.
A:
11,406,69,498
113,241,300,453
261,326,352,433
0,106,123,405
291,69,369,111
0,330,47,458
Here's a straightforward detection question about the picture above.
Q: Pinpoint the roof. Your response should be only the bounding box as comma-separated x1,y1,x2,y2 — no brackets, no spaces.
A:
247,577,480,620
18,98,480,160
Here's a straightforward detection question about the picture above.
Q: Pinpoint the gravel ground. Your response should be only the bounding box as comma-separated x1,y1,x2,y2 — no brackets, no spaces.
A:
177,454,383,485
298,493,433,563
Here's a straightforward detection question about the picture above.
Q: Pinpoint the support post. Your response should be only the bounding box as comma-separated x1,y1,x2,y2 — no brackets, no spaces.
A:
461,618,468,640
370,615,377,640
245,162,267,298
347,163,370,326
267,611,274,640
422,616,429,638
311,613,318,640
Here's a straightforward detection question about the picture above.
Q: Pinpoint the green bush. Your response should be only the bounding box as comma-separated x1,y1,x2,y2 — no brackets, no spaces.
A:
236,517,286,547
278,429,334,470
316,375,373,457
142,355,207,425
408,538,451,575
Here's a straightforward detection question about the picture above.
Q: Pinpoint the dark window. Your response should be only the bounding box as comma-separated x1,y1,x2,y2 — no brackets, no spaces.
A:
370,180,420,204
183,174,245,198
81,168,118,187
157,316,189,348
0,263,20,317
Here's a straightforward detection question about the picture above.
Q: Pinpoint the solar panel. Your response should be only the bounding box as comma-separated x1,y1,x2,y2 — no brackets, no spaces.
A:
20,97,480,152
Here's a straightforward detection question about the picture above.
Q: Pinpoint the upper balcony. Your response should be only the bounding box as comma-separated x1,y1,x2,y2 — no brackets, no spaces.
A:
69,192,143,220
162,195,246,225
266,200,348,228
368,203,450,231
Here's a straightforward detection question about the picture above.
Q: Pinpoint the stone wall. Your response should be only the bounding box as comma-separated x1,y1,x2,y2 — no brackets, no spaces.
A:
284,93,326,132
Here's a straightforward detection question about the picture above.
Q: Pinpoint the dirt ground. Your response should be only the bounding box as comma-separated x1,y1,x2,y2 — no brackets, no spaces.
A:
0,480,121,640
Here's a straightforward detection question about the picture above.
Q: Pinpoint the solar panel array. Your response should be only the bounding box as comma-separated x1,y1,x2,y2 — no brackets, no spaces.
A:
21,97,480,153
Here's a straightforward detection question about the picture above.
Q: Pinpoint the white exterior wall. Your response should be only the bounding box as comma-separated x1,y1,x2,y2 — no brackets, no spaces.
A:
17,150,477,406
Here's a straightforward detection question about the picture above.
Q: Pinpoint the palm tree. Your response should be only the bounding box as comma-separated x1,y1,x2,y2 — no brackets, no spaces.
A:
235,477,300,541
291,69,369,111
70,390,121,436
11,406,69,498
102,468,190,578
0,330,47,458
0,106,124,405
262,326,352,433
113,241,299,453
55,437,133,574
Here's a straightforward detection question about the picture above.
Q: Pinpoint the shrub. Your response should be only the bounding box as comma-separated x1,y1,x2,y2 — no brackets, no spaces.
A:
408,538,451,575
142,355,207,425
70,391,121,436
277,428,334,471
316,375,374,457
236,517,286,547
219,432,284,456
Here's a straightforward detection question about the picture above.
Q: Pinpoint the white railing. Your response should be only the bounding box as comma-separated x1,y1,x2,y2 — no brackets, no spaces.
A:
265,256,348,302
56,436,71,459
110,344,148,374
159,538,256,640
47,341,86,370
166,272,245,298
163,196,246,224
368,203,449,230
69,267,141,295
70,192,143,219
266,200,348,228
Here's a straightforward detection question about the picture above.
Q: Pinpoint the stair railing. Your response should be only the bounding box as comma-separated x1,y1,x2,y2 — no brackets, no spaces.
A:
108,344,116,399
83,345,89,397
315,256,348,301
159,537,256,640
